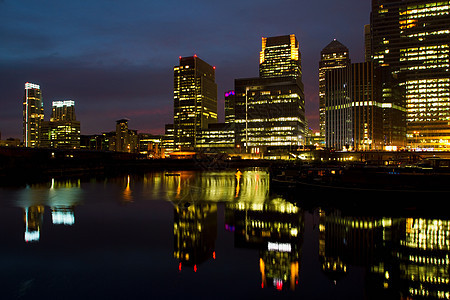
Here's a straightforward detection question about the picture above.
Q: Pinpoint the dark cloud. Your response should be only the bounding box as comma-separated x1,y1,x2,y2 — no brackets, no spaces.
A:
0,0,370,139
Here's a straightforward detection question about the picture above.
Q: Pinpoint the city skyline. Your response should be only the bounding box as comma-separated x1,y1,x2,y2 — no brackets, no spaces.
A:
0,0,370,140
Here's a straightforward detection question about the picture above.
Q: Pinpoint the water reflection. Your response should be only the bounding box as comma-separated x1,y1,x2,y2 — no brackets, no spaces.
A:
17,178,81,242
226,198,303,291
162,169,270,204
174,203,217,272
319,208,450,299
1,170,450,299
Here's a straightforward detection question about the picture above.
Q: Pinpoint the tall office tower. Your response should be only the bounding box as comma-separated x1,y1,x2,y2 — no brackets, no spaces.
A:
173,56,218,150
40,100,81,149
325,62,384,151
259,35,302,79
318,40,351,140
23,82,44,147
234,35,306,154
380,68,407,148
51,100,76,121
371,0,450,150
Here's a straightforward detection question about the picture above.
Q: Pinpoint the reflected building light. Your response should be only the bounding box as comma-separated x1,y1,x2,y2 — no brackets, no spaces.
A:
173,203,218,269
268,242,292,253
51,207,75,225
260,258,266,289
25,230,40,243
24,206,44,243
224,224,235,232
274,278,283,290
235,169,242,198
123,175,133,202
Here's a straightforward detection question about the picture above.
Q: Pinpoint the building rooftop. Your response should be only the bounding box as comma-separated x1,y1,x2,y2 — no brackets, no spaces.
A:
321,39,349,54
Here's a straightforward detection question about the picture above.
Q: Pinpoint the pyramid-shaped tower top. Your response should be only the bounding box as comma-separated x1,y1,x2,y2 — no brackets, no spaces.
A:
321,39,349,54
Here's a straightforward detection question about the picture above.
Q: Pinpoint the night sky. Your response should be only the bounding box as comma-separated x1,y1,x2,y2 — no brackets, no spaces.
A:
0,0,370,139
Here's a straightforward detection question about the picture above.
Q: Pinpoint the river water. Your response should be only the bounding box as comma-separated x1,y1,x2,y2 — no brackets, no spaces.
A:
0,169,448,299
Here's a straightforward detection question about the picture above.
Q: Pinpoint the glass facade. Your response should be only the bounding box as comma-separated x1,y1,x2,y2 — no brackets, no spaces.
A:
235,77,305,152
319,40,351,140
371,0,450,150
234,35,306,153
196,123,235,151
325,62,385,151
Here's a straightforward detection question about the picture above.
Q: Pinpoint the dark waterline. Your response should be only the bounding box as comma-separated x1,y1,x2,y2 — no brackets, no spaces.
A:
0,170,448,299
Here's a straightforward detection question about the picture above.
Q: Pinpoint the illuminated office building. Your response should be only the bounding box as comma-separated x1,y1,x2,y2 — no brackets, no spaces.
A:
173,56,218,150
23,82,44,147
325,62,385,150
40,100,80,149
380,68,407,148
234,35,306,153
370,0,450,150
319,40,351,140
259,35,302,79
196,123,235,152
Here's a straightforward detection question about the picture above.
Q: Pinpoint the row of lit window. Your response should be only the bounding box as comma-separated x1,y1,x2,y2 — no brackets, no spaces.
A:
406,78,450,84
401,4,449,15
408,30,450,38
235,117,300,122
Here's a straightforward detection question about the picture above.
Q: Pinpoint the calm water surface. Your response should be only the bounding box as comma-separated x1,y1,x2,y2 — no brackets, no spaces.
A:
0,169,448,299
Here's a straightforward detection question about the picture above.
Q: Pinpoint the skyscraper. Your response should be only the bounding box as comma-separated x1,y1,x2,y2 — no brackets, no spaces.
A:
40,100,80,149
370,0,450,150
234,34,306,154
319,40,351,140
23,82,44,147
325,62,384,151
173,56,218,150
259,35,302,79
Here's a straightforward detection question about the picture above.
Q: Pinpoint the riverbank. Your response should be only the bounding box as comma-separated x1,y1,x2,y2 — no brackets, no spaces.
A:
0,146,276,184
